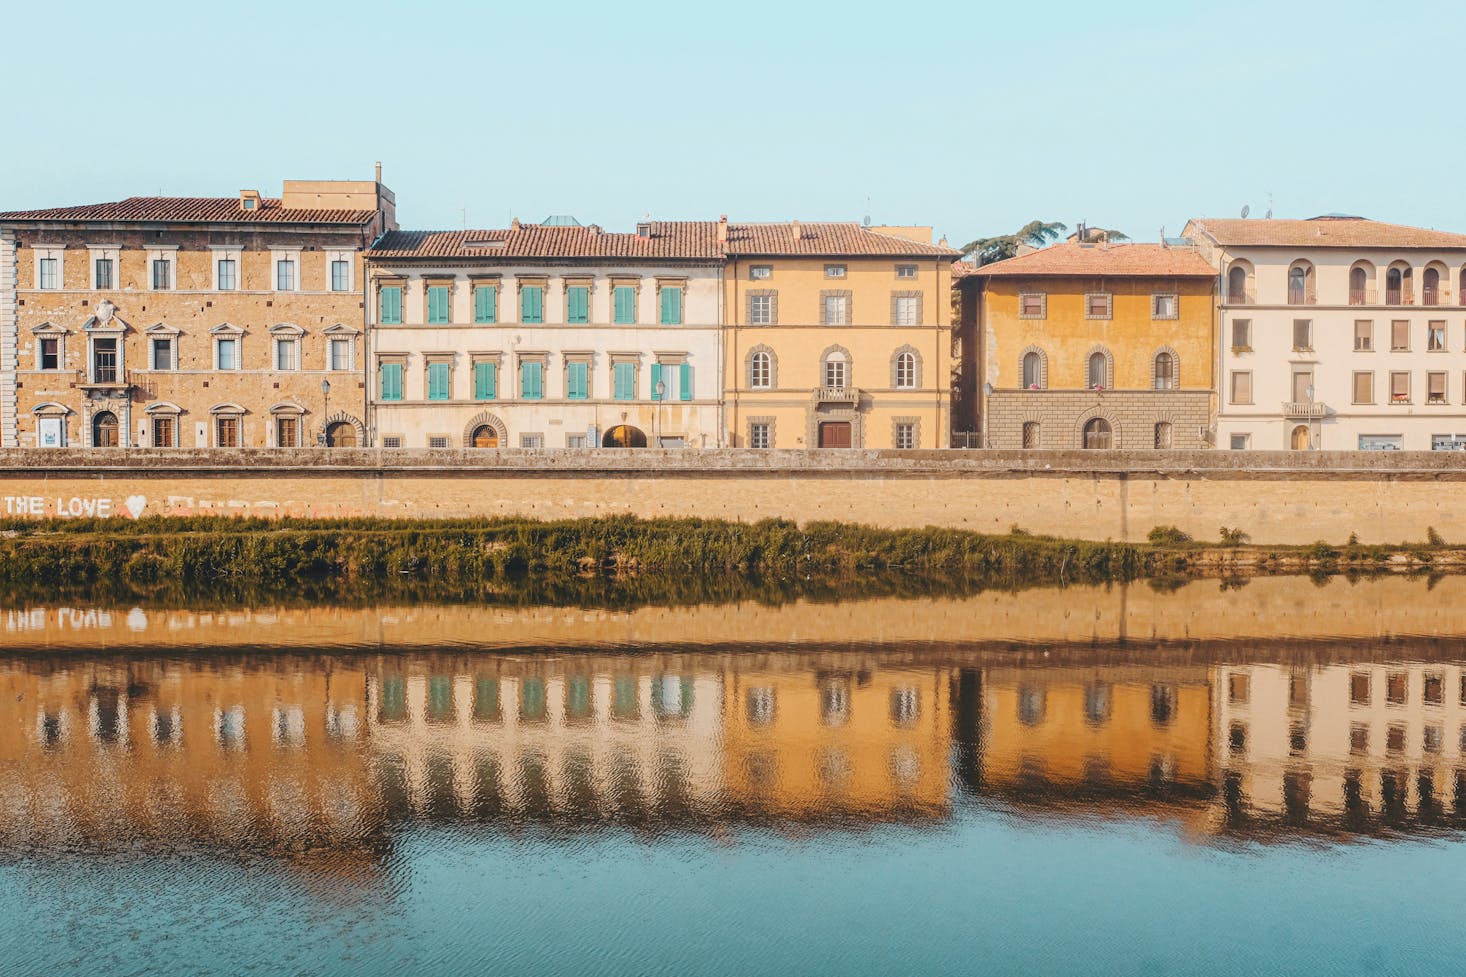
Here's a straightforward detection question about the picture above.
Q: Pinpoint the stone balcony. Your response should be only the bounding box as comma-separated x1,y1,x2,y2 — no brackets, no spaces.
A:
813,385,859,405
1282,401,1327,419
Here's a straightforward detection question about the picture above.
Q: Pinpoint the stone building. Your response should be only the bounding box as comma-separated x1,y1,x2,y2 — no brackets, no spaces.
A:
1184,216,1466,451
363,218,723,449
721,222,958,449
955,242,1216,449
0,176,395,448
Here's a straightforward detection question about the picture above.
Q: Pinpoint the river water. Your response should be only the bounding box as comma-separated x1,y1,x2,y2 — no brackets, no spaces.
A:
3,575,1466,975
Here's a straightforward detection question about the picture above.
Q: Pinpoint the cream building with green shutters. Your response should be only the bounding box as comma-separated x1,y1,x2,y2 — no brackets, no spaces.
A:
365,217,723,448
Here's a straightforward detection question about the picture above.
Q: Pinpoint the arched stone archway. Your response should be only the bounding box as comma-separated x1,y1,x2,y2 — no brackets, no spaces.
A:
462,411,508,448
320,412,363,448
603,425,647,448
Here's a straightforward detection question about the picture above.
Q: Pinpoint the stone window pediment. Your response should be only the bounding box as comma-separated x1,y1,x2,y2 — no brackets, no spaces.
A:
31,322,69,336
209,402,247,416
269,402,306,415
210,323,245,336
322,323,360,337
31,401,72,417
144,402,183,416
144,322,181,337
269,323,305,336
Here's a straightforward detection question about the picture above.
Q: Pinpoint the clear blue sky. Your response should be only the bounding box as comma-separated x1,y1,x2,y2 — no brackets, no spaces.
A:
6,0,1463,245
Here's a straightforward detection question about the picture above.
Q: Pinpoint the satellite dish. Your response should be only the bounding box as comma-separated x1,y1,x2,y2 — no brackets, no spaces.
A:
1241,204,1251,219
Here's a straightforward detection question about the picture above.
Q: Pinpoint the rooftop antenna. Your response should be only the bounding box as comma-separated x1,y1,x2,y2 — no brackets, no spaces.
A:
1240,204,1250,219
1265,192,1274,220
460,207,467,229
863,195,871,227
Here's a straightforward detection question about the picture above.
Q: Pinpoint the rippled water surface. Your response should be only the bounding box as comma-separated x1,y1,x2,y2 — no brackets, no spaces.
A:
5,576,1466,976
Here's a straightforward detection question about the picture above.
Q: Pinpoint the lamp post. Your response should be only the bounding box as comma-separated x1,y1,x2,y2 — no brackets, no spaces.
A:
320,378,331,447
1306,384,1318,450
654,380,665,446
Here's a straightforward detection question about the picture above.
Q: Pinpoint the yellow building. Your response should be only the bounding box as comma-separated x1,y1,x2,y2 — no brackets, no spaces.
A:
722,222,959,449
955,242,1217,449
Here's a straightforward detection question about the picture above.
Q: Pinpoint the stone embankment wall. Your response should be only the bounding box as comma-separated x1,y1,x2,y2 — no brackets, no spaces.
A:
2,448,1465,545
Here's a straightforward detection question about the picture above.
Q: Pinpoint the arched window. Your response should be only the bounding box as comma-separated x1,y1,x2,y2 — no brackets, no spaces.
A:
1088,351,1108,390
1423,267,1442,305
1153,351,1176,390
1290,425,1310,450
749,350,772,389
1154,422,1173,449
92,411,119,448
1287,264,1314,305
894,351,916,389
1022,351,1043,389
1349,267,1367,305
1460,268,1466,307
1386,265,1413,305
1083,417,1113,449
822,350,849,389
1022,421,1040,448
1227,265,1249,304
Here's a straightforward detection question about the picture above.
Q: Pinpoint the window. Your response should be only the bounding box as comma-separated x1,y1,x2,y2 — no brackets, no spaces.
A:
216,258,237,291
1349,266,1369,305
1432,434,1466,451
38,337,60,370
1428,320,1447,351
1391,371,1410,403
1354,320,1373,351
1151,293,1178,319
1386,672,1407,704
1288,264,1313,305
520,360,544,400
1153,351,1176,390
567,360,589,400
215,337,239,371
216,416,241,448
91,338,117,382
520,433,544,448
520,285,544,323
1082,417,1112,449
566,285,590,324
895,351,917,389
1085,293,1112,319
427,362,451,401
825,264,847,279
1353,371,1374,404
473,360,497,400
822,351,849,388
1018,292,1046,318
152,337,174,371
428,436,450,449
565,433,587,449
613,362,635,400
151,257,172,290
94,257,114,289
1231,319,1252,350
750,350,772,389
1154,422,1172,449
1359,434,1403,450
749,292,775,324
750,265,772,280
896,264,917,279
379,361,404,401
1227,265,1249,303
1022,422,1039,448
894,422,916,449
894,294,919,325
1428,371,1447,404
613,286,636,324
821,293,849,325
38,257,59,289
1424,673,1444,704
427,285,451,323
1391,320,1409,350
276,416,299,447
1424,267,1441,305
1228,673,1250,703
87,412,116,449
379,286,403,324
1087,351,1108,389
659,286,683,325
1386,266,1410,305
381,435,403,449
1021,350,1044,389
750,422,771,449
330,259,350,292
274,337,299,371
329,338,351,371
151,416,176,448
473,284,497,323
1230,371,1253,404
1292,319,1312,351
1230,433,1250,450
275,259,297,291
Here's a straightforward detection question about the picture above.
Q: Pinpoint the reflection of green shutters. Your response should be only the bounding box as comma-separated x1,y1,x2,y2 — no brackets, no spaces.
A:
379,286,403,324
567,286,589,323
521,361,543,399
474,677,501,722
567,361,589,400
473,286,496,323
427,675,453,721
427,286,450,323
474,361,497,400
613,362,634,400
612,675,638,720
380,362,403,401
521,286,544,323
428,362,450,400
566,676,592,719
379,676,406,722
650,363,663,400
520,678,546,720
679,362,693,401
613,286,636,324
660,287,682,324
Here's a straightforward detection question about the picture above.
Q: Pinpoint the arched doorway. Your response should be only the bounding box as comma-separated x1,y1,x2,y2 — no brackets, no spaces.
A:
602,425,647,448
470,424,500,448
1290,425,1311,450
1083,417,1113,449
92,411,119,448
325,422,357,448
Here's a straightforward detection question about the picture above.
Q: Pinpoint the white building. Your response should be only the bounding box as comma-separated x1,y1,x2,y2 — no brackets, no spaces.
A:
1185,216,1466,451
365,217,724,449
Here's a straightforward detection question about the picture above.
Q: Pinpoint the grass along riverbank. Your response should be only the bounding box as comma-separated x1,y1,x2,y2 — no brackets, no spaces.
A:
1,516,1462,600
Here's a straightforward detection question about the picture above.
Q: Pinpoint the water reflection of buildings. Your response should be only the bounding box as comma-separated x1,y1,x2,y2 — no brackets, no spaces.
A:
1,642,1464,861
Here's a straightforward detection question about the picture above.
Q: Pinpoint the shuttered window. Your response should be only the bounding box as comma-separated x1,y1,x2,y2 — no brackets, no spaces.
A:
567,361,589,400
521,286,544,323
660,287,682,324
1229,371,1252,404
427,362,451,400
613,362,635,401
474,286,497,323
1352,371,1374,404
427,286,451,324
379,286,403,324
613,286,637,324
650,363,663,400
679,363,693,401
474,361,497,400
520,361,543,399
567,286,590,324
380,362,404,401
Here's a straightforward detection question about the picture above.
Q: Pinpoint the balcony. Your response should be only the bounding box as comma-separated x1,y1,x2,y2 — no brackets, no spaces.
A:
1282,401,1327,419
813,385,859,405
78,368,132,393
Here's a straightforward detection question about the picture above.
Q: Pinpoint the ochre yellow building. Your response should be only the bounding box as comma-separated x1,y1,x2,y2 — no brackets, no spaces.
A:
956,242,1217,449
722,222,958,448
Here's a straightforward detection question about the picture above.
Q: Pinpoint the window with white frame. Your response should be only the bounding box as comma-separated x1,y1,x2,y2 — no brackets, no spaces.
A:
825,264,847,279
894,294,919,325
822,350,850,388
750,265,772,280
275,257,298,291
88,246,119,290
274,336,300,371
821,292,850,325
519,433,544,448
896,264,918,279
215,336,240,370
749,292,776,324
1152,293,1178,319
895,351,917,388
749,420,773,449
750,350,772,389
894,422,916,449
35,332,63,370
151,336,175,371
329,337,352,371
147,248,177,290
33,246,63,289
212,247,242,290
327,250,354,292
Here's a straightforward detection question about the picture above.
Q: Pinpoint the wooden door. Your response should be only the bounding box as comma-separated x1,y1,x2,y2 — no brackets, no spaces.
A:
818,421,852,448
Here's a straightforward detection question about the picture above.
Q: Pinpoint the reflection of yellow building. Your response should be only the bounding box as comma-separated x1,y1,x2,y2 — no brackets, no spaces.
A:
721,664,951,818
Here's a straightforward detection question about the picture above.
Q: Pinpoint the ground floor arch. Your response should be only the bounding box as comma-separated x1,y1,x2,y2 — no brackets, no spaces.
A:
603,425,647,448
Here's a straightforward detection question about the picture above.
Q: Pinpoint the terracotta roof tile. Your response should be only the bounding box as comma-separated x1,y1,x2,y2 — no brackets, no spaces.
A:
967,243,1216,278
723,222,959,257
0,196,377,225
367,222,723,260
1186,217,1466,250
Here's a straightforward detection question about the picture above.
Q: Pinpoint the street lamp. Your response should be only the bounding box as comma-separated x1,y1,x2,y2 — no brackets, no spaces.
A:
654,380,666,446
1306,384,1318,450
320,378,331,447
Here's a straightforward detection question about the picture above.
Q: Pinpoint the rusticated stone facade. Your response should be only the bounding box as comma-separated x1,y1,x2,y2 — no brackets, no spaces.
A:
986,389,1212,449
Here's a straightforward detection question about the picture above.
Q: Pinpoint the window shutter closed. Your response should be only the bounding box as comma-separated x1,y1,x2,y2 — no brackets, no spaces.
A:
428,363,449,400
568,362,588,399
679,362,692,400
474,361,496,400
650,363,663,400
615,287,635,323
474,287,496,323
661,287,682,324
614,363,633,400
381,363,403,400
522,362,543,399
381,287,402,323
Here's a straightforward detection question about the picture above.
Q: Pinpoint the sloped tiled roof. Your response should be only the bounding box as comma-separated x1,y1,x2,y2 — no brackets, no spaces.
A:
967,243,1216,278
1187,217,1466,250
723,222,958,257
367,222,723,260
0,197,378,225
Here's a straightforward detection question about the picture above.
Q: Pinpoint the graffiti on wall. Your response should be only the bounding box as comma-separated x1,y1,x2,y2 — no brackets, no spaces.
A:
1,495,147,518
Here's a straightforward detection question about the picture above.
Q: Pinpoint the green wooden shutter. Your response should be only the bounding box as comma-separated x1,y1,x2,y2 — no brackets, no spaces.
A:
679,362,692,401
613,362,632,400
427,286,450,323
614,286,635,324
522,361,543,399
522,287,543,323
381,362,403,401
380,287,402,324
650,363,663,400
474,361,497,400
474,286,496,323
568,286,589,323
660,287,682,325
428,362,449,400
568,361,588,400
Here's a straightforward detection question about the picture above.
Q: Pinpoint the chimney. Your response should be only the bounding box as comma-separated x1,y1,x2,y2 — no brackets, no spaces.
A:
716,214,728,245
510,217,521,231
374,160,382,183
792,219,802,241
